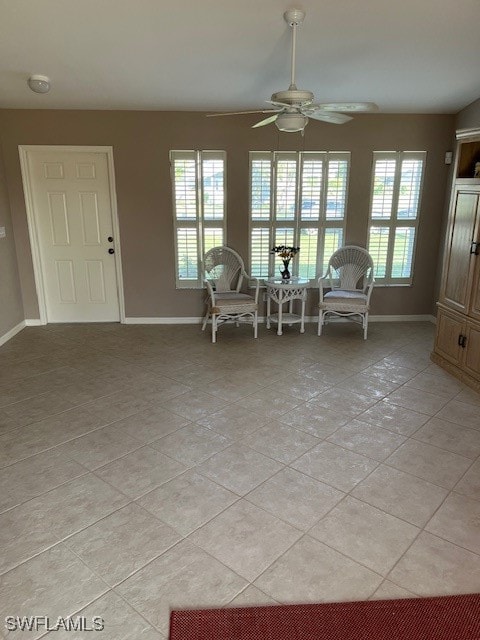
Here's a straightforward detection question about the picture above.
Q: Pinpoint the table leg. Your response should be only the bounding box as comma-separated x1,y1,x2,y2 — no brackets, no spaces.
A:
300,293,306,333
266,293,271,330
277,292,283,336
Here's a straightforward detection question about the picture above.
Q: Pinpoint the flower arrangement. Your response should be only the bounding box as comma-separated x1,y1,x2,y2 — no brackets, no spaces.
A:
271,245,301,260
271,245,300,280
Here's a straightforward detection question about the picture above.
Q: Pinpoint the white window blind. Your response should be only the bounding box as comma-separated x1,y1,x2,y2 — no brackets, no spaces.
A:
249,151,349,281
368,151,425,285
170,150,226,288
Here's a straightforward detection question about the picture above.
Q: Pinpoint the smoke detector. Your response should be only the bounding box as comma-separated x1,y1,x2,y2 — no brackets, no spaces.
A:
27,75,51,94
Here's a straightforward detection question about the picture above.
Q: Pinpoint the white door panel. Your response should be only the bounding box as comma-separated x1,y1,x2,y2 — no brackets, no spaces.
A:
26,150,120,322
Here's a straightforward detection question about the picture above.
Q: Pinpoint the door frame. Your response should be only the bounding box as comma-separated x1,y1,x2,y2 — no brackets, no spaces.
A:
19,145,126,324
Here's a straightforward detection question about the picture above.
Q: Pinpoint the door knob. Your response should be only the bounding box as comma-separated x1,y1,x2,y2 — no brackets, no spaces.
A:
107,236,114,243
108,248,115,254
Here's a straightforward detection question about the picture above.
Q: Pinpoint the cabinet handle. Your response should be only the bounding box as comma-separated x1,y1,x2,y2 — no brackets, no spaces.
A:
458,334,464,346
470,241,479,255
461,335,468,348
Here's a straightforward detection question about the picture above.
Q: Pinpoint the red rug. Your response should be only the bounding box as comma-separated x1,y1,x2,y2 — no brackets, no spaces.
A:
169,594,480,640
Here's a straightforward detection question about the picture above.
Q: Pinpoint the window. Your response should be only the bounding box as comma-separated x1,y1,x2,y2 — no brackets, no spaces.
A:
368,151,426,284
249,151,349,281
170,150,226,288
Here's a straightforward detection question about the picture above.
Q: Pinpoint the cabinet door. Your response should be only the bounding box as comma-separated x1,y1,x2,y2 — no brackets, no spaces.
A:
441,189,479,313
463,322,480,379
468,204,480,320
470,255,480,321
435,307,465,366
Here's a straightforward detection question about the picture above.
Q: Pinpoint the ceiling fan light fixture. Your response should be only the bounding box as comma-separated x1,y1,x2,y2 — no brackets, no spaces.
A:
275,113,308,132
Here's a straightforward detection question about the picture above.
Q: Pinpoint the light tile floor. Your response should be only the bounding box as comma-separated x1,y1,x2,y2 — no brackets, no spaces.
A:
0,321,479,638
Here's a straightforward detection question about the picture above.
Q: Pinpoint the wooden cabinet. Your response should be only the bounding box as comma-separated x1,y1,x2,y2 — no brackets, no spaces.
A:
433,130,480,392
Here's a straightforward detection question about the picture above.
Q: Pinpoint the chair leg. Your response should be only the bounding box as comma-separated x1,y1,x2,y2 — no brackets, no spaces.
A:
253,311,258,339
318,309,323,336
201,309,209,332
211,314,217,343
363,313,368,340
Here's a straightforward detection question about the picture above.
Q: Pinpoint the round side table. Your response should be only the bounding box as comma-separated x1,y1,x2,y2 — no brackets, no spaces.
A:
265,277,309,336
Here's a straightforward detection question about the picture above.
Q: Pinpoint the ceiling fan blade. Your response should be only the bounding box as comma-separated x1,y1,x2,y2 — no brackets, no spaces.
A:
206,109,278,118
314,102,379,113
252,114,280,128
206,110,278,117
306,111,353,124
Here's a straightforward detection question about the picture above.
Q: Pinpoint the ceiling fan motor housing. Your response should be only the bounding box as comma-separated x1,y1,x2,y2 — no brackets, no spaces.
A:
271,89,314,106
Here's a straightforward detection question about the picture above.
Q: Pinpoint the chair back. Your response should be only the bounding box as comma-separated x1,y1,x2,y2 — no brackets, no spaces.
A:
326,246,374,292
204,246,245,293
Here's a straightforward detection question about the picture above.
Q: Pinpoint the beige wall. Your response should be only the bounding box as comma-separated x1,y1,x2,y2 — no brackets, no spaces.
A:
456,97,480,130
0,141,23,337
0,109,454,320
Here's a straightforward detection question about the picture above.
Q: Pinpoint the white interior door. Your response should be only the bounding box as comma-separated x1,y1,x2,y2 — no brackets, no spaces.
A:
25,149,121,322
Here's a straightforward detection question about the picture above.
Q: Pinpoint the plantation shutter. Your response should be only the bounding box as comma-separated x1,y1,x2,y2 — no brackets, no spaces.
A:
171,150,226,288
250,152,272,278
249,151,349,281
368,151,425,284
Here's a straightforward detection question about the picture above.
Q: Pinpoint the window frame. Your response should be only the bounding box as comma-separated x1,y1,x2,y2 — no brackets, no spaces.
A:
249,150,350,283
170,150,226,289
368,151,426,286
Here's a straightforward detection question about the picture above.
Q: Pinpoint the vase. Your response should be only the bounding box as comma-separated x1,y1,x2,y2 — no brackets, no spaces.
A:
280,260,291,280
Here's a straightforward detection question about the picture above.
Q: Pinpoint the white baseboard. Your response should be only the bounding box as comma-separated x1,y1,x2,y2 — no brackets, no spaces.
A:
0,320,26,347
125,314,436,325
370,314,436,324
25,319,44,326
124,317,203,325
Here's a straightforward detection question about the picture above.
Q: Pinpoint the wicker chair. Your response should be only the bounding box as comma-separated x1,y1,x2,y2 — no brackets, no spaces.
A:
201,246,260,343
318,246,375,340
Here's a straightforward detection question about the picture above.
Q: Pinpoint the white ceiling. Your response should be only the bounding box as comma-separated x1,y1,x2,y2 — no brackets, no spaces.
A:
0,0,479,113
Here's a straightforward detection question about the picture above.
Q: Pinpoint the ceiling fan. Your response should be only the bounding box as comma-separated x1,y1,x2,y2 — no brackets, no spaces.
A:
207,9,378,133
